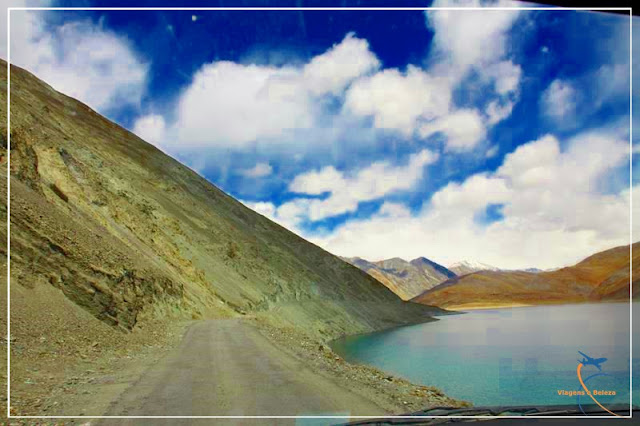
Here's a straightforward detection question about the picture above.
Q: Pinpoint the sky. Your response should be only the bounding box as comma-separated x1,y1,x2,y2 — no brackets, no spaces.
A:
2,1,638,269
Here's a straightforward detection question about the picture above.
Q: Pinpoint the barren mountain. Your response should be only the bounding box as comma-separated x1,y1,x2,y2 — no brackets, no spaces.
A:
342,256,456,300
0,60,466,415
447,260,500,276
3,59,446,338
413,243,639,309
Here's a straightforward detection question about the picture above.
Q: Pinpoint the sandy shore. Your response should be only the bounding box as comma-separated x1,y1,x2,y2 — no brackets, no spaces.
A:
443,299,632,311
444,302,534,311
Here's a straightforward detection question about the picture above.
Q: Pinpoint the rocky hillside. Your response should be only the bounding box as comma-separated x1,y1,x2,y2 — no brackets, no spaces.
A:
342,256,456,300
413,243,639,309
2,60,444,342
447,260,500,276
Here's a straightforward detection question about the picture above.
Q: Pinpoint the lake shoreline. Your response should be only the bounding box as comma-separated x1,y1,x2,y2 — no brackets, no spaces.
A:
331,302,636,407
251,316,471,413
444,299,635,312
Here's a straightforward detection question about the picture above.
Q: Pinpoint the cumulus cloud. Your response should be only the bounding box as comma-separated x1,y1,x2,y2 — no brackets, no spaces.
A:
484,60,522,95
155,27,498,153
264,130,633,269
426,0,521,74
241,200,276,219
496,133,630,238
9,10,148,112
343,66,451,136
541,79,577,121
486,98,516,125
302,32,381,96
426,1,523,125
139,6,525,155
240,162,273,178
133,114,166,146
419,109,486,151
378,202,412,218
240,199,306,235
251,149,439,225
174,62,312,147
168,33,380,148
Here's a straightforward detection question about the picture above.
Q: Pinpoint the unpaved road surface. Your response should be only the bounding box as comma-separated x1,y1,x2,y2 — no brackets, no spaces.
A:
97,319,385,424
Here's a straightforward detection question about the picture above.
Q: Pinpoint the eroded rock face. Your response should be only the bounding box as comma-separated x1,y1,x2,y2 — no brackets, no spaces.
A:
1,60,443,339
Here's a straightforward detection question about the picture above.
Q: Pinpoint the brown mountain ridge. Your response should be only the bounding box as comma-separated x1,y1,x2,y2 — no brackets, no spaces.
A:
413,243,639,309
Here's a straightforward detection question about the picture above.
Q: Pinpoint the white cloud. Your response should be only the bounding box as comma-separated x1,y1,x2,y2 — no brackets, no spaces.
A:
1,0,34,59
484,60,522,95
9,10,148,112
592,63,629,109
429,173,510,215
486,98,516,125
426,2,523,125
240,162,273,178
426,0,521,76
541,79,577,121
169,33,379,149
241,200,276,219
289,166,346,196
496,133,630,238
253,149,439,224
133,114,166,146
419,109,486,151
174,62,311,147
303,130,633,269
482,62,521,125
240,199,305,234
343,66,451,135
292,149,437,221
137,7,525,154
302,32,380,96
378,202,412,218
485,145,499,158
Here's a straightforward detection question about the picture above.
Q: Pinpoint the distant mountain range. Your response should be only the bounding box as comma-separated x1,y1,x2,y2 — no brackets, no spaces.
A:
341,256,456,300
413,243,639,309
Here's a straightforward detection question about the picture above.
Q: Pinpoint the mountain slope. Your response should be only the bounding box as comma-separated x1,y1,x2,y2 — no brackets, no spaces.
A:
413,243,639,309
342,256,456,300
2,60,443,341
448,260,500,276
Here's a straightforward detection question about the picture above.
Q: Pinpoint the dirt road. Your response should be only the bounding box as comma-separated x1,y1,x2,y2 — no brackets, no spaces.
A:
97,319,385,424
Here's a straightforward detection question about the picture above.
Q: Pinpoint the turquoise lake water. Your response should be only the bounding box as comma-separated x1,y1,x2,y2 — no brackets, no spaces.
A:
331,302,639,408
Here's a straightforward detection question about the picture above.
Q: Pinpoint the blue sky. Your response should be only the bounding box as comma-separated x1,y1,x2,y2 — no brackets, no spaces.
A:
3,1,638,269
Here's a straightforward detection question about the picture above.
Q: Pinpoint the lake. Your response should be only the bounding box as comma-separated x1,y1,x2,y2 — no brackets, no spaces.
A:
331,302,638,408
